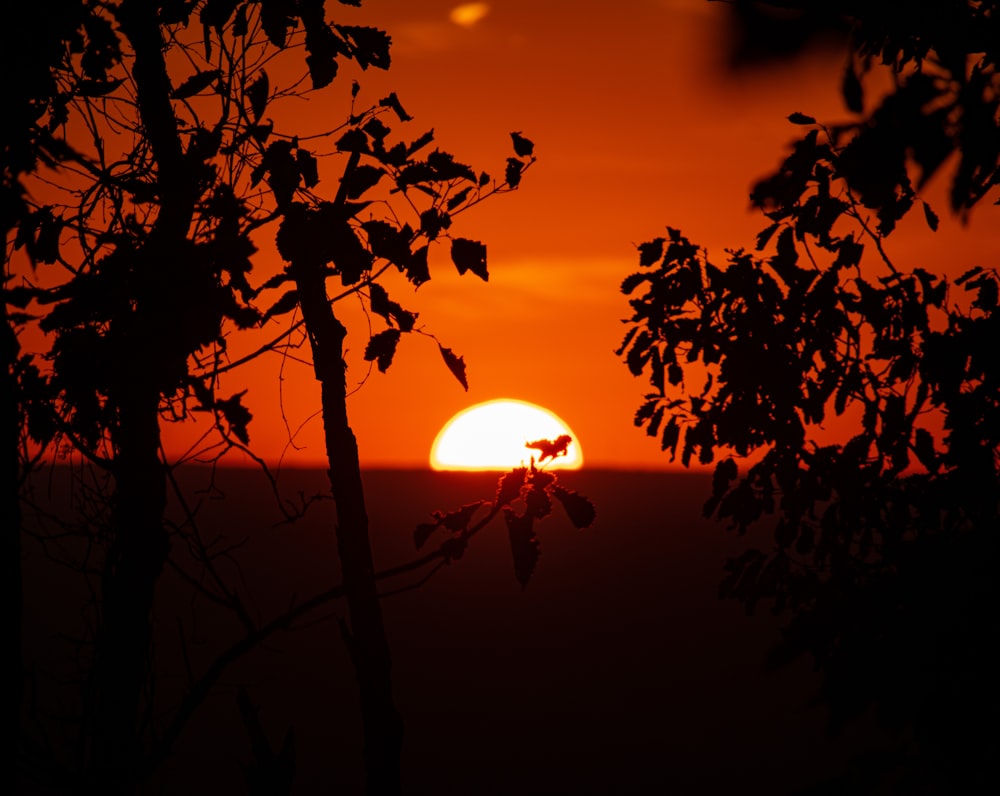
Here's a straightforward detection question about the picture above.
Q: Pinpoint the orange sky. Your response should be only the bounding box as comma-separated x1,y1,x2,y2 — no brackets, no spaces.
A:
52,1,1000,470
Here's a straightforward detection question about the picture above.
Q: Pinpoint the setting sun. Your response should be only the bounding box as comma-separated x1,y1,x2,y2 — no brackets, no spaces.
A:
430,399,583,471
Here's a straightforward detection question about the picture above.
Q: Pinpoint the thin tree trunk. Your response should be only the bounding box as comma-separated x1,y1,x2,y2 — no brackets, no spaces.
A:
84,2,191,787
294,256,403,795
3,304,23,793
87,379,167,790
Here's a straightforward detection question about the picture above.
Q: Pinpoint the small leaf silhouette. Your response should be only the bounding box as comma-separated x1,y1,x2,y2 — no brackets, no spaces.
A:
296,149,319,188
364,329,401,372
261,289,299,322
551,485,596,529
842,62,864,113
495,467,527,507
505,157,524,188
438,344,468,390
450,238,488,281
172,69,221,99
787,112,816,125
343,164,385,199
216,390,253,444
247,72,269,121
526,435,572,462
504,509,539,588
379,92,412,122
921,200,939,231
511,131,534,157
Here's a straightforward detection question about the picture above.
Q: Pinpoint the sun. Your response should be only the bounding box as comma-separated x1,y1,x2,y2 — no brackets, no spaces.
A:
430,399,583,471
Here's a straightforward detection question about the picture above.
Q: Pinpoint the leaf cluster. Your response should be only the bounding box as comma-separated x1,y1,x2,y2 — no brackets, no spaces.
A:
414,454,595,588
619,2,999,780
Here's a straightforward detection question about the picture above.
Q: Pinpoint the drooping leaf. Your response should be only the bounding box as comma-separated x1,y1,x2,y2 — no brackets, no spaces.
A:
504,509,539,588
437,343,468,390
216,390,253,444
495,467,528,507
247,71,269,121
364,328,401,372
504,157,524,188
921,200,939,232
551,485,596,529
450,238,488,281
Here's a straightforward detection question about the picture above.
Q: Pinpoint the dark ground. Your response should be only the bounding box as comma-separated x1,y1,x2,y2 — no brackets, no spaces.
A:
21,467,890,794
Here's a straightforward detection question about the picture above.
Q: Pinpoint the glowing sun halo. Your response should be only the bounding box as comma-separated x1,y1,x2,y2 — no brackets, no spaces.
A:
431,399,583,471
449,3,490,28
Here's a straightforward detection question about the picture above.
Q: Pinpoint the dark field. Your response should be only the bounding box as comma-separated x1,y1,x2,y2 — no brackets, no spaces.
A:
21,468,888,794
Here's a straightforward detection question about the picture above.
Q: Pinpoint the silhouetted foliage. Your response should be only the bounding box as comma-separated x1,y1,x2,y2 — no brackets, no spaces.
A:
414,447,596,589
5,1,540,793
621,1,999,791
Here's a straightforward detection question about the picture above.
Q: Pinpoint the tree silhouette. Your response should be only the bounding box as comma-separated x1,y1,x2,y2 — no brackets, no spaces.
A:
5,2,592,793
620,1,998,791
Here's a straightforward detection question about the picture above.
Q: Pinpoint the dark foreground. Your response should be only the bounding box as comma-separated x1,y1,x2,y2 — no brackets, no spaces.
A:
21,467,889,794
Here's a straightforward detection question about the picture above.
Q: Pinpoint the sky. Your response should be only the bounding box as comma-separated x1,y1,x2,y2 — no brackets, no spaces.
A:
154,0,997,470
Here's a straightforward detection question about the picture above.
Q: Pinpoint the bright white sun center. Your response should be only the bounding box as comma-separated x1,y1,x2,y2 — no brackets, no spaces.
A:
430,399,582,471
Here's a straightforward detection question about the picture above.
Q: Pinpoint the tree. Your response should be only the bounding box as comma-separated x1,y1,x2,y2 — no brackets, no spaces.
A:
5,1,587,793
619,1,998,791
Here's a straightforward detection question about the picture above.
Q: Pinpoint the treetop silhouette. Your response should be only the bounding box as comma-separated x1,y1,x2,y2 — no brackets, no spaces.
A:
620,1,998,790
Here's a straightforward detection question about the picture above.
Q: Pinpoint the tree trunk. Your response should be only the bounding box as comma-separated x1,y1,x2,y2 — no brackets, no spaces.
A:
83,3,191,788
294,257,403,795
87,379,167,791
3,303,23,793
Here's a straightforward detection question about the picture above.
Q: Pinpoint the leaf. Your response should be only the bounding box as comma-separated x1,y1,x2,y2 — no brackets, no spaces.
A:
446,186,472,211
406,245,430,286
438,344,468,390
261,289,299,322
495,467,528,507
842,61,864,113
955,265,983,286
364,329,401,372
638,237,665,267
336,128,370,154
379,92,412,122
450,238,488,281
504,509,539,588
406,130,435,157
342,164,384,199
419,207,451,239
510,131,534,157
336,25,391,70
296,149,319,188
216,390,253,444
260,0,296,47
551,485,596,529
247,71,269,121
504,157,524,188
172,69,221,99
414,521,440,550
921,200,939,232
526,435,572,462
787,112,816,125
